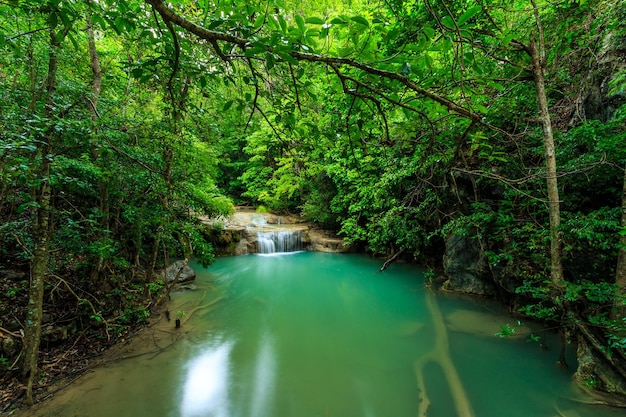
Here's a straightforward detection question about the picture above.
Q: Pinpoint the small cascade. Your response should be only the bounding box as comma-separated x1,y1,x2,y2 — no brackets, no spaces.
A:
256,230,303,254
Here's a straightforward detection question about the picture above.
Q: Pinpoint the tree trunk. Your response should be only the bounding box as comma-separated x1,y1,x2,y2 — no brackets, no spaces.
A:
615,165,626,317
21,164,51,406
20,26,62,406
87,12,102,108
86,10,108,284
527,9,564,286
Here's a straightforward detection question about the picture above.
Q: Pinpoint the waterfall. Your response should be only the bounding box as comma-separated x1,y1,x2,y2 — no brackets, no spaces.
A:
256,230,303,254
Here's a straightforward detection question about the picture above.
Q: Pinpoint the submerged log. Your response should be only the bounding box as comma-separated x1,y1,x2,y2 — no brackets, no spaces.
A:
414,291,475,417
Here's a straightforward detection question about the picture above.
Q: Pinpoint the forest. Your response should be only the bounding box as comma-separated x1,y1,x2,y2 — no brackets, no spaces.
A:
0,0,625,411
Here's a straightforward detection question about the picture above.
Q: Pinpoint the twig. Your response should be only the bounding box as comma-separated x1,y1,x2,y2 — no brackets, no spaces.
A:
0,326,22,339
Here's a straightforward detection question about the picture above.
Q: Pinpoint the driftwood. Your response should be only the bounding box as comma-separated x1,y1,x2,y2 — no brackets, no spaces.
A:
380,248,405,271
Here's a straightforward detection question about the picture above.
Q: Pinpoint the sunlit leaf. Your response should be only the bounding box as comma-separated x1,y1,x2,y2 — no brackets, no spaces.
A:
305,17,325,25
350,16,369,27
458,6,482,25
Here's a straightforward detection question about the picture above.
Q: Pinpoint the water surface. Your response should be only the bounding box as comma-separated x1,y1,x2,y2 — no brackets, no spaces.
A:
26,252,622,417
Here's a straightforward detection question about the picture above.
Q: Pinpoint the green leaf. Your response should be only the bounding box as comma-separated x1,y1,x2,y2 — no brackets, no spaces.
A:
305,17,325,25
350,16,369,27
266,52,276,70
275,49,298,65
330,17,348,25
223,100,233,111
278,15,287,33
244,46,266,57
253,14,265,29
338,46,354,57
487,81,505,91
475,104,489,113
295,15,305,32
423,53,433,69
67,32,79,50
441,15,455,29
458,6,482,25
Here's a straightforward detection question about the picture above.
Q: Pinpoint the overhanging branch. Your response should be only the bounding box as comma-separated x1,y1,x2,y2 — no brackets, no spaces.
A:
144,0,482,123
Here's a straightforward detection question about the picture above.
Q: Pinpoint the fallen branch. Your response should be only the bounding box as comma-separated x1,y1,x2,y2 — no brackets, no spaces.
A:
380,248,405,271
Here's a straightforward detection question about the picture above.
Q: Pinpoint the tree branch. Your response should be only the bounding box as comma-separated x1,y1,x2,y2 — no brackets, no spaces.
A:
144,0,482,122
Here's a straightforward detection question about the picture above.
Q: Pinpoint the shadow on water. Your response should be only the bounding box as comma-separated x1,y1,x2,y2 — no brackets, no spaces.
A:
21,252,625,417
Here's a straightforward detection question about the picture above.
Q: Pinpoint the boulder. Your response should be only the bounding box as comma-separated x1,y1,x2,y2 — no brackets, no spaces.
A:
442,233,494,295
165,260,196,283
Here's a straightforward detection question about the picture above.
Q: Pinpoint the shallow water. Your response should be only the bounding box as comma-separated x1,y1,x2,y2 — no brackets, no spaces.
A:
25,252,623,417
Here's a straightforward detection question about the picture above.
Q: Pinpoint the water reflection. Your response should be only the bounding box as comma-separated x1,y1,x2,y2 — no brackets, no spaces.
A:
249,334,276,417
180,341,232,417
179,332,277,417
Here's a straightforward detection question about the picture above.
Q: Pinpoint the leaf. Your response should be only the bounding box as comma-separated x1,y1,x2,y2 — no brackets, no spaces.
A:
253,14,265,29
275,49,298,65
244,46,266,57
441,15,455,29
487,81,505,91
350,16,369,27
458,6,482,25
330,17,347,25
130,67,143,79
91,14,107,30
423,53,433,69
305,17,325,25
67,32,80,50
266,52,276,70
475,104,489,113
295,15,305,32
59,10,73,29
223,100,233,111
338,46,354,57
278,15,287,33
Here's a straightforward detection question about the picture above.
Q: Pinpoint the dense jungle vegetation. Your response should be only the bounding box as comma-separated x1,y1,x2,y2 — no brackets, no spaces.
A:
1,0,625,409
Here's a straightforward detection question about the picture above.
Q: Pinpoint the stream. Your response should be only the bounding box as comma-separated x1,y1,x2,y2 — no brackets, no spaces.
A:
24,252,623,417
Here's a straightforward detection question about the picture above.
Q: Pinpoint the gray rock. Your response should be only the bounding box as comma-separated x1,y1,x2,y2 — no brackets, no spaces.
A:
165,260,196,283
443,233,494,295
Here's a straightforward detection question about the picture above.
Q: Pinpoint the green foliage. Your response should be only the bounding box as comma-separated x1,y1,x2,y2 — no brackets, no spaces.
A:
119,306,150,325
1,0,625,391
495,323,516,338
